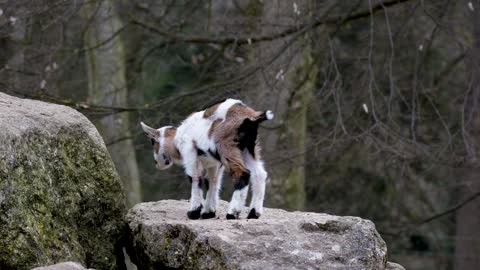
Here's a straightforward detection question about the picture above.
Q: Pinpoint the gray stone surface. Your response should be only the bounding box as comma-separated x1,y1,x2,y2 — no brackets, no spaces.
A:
32,262,94,270
126,200,402,270
386,262,406,270
0,92,126,269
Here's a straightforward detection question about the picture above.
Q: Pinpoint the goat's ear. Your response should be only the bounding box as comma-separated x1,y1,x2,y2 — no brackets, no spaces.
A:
140,122,159,138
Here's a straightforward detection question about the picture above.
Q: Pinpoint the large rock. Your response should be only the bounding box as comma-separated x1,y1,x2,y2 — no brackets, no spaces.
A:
0,93,127,269
32,262,93,270
126,200,403,270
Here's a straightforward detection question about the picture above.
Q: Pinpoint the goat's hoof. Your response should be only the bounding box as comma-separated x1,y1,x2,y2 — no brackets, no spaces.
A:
201,211,216,219
247,208,260,219
226,213,237,220
187,205,202,220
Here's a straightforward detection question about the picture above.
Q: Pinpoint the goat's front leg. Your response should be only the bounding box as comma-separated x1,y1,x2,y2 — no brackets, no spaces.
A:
184,155,204,220
187,175,204,219
201,165,224,219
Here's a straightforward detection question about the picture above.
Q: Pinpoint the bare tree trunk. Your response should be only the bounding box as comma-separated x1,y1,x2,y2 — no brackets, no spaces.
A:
206,0,316,210
82,0,141,207
455,1,480,269
244,0,318,210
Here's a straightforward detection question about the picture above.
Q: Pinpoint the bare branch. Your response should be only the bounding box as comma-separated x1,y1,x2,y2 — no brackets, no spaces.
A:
131,0,416,46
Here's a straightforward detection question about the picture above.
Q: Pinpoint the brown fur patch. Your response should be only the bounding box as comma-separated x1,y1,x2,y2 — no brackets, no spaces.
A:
226,104,260,121
209,104,262,145
203,103,221,118
163,128,181,160
216,142,247,179
207,103,266,183
164,127,177,137
208,119,222,138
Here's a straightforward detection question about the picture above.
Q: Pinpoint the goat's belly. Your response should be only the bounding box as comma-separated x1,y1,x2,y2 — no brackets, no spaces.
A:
199,156,219,169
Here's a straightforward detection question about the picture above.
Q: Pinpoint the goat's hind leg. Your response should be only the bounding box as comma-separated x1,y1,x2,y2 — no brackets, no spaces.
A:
226,164,250,219
226,174,249,220
218,144,250,219
245,152,267,219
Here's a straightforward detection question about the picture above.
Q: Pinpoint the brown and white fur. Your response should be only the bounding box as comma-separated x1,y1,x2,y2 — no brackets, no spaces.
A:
141,98,273,220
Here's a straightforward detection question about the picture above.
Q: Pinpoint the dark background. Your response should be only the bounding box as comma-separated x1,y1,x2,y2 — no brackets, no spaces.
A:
1,1,480,269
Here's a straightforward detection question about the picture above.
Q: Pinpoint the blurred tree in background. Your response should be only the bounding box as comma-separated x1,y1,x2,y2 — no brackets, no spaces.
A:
82,0,141,207
1,0,480,269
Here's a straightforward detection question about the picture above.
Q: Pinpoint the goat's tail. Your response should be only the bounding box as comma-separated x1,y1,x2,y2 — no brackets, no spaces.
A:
253,110,274,123
238,110,273,156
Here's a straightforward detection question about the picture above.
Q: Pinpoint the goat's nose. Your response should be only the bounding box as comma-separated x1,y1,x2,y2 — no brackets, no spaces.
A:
164,160,170,165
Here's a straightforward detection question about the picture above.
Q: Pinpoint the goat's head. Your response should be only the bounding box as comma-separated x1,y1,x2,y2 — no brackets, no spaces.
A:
140,122,177,170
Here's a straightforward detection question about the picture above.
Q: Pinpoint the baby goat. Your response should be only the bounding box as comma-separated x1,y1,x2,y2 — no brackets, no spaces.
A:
141,98,273,220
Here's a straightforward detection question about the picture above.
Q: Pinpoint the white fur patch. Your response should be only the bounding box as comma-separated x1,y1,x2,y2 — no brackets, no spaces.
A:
266,110,274,120
174,111,217,176
213,98,242,121
227,186,249,215
189,179,204,210
175,112,216,156
245,151,267,216
159,128,165,155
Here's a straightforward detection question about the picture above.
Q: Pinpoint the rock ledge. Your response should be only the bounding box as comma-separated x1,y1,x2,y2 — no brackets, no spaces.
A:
126,200,404,270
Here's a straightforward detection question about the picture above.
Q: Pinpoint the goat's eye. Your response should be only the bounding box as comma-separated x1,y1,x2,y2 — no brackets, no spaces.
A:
150,139,155,145
162,154,167,160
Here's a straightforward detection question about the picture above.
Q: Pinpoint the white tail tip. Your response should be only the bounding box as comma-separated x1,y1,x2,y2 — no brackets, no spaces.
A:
266,110,274,120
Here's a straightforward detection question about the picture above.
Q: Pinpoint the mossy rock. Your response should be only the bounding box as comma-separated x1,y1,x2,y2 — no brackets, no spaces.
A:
126,200,404,270
0,92,127,270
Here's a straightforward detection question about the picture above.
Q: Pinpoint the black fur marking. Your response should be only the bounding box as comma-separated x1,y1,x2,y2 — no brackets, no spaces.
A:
204,178,210,191
234,170,250,190
256,111,270,122
247,208,260,219
196,147,206,156
187,205,203,220
226,214,237,220
237,119,258,158
150,138,155,145
208,149,221,162
188,176,203,188
201,212,216,219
